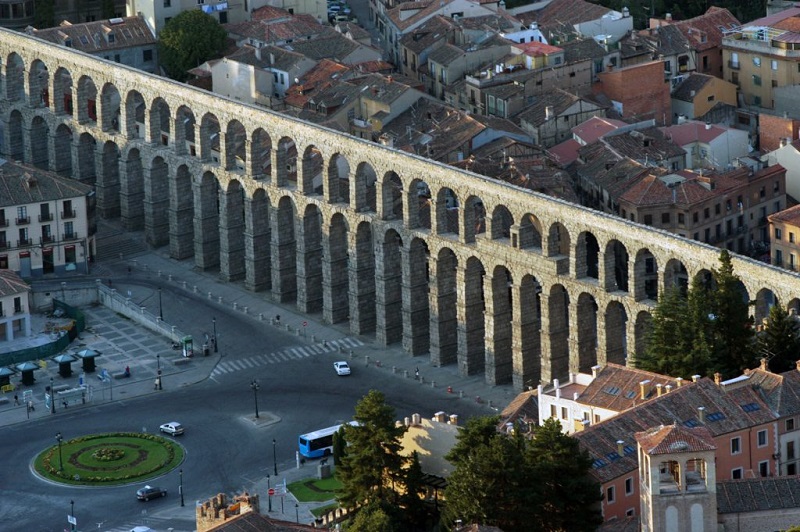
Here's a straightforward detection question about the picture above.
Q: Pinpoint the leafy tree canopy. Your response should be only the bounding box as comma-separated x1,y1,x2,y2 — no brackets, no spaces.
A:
158,10,227,81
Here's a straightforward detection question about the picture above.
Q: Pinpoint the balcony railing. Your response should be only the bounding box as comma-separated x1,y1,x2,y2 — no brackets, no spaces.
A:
0,219,8,228
38,213,53,222
40,235,54,244
63,231,78,241
15,216,30,225
728,60,740,70
0,241,8,250
61,209,76,219
17,238,32,247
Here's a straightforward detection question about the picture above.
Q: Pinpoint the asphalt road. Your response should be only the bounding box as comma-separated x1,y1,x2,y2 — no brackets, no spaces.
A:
0,279,487,532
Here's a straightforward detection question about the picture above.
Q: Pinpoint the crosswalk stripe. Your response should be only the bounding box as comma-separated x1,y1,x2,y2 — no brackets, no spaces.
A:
241,358,256,368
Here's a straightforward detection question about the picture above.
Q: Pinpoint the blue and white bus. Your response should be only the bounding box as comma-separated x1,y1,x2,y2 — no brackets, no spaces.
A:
298,421,358,458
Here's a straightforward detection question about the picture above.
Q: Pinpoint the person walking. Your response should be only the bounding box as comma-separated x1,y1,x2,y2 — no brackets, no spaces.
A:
415,367,420,380
13,394,19,405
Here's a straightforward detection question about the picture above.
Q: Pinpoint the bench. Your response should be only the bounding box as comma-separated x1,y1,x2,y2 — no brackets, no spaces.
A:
173,357,191,366
52,384,70,393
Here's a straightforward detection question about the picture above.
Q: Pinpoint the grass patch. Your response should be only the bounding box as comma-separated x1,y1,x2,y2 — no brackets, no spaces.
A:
311,502,340,518
34,432,184,486
288,476,342,502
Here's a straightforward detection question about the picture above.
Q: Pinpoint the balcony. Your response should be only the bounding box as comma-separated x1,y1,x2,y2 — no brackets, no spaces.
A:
40,235,54,245
15,216,30,225
0,241,8,250
17,238,32,247
61,209,77,219
63,231,78,241
728,60,740,70
38,213,53,222
0,219,8,228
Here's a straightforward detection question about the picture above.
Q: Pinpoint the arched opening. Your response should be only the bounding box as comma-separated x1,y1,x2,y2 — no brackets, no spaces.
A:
250,128,272,180
490,205,512,242
634,248,658,301
194,171,220,269
605,239,629,292
7,110,24,162
408,178,431,230
29,116,49,169
518,213,543,252
576,231,599,279
220,179,245,279
433,247,458,366
149,97,170,146
462,256,486,375
299,203,323,313
53,124,73,177
754,288,776,327
354,161,377,212
300,145,322,195
5,53,25,102
170,164,194,259
28,60,49,109
576,292,597,373
175,106,196,157
405,238,430,355
487,265,513,384
517,275,542,389
124,89,145,139
276,137,297,188
76,75,98,124
378,229,403,345
99,141,121,218
247,188,271,291
548,284,570,380
664,258,689,295
352,221,376,335
382,171,403,221
225,119,247,171
436,187,459,235
634,311,652,365
325,213,350,323
100,83,121,133
605,301,628,365
272,195,297,303
463,195,485,243
199,113,221,164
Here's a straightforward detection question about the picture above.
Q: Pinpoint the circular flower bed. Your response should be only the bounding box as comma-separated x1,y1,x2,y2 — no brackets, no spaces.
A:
34,432,184,486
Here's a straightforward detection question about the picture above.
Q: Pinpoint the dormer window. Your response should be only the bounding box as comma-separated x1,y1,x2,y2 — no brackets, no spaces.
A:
108,32,115,43
64,38,72,47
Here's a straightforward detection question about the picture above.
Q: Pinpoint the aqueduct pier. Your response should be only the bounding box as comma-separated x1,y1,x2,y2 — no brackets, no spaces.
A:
1,29,798,390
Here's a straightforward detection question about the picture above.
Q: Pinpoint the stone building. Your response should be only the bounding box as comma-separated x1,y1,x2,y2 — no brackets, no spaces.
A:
0,0,126,30
0,269,31,342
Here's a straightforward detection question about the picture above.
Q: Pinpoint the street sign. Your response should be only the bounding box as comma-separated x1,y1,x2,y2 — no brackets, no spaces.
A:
302,321,307,327
268,488,275,496
68,514,76,525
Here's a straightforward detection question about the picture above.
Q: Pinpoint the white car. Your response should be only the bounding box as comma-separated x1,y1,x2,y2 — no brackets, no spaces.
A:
333,361,351,376
159,422,184,435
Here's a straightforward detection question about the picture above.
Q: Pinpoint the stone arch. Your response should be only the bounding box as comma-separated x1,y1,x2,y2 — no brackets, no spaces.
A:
354,161,377,212
246,188,271,291
518,213,543,252
462,256,486,376
76,74,98,124
174,105,195,157
225,119,246,172
436,187,459,235
28,59,48,109
220,179,246,280
145,155,169,247
124,89,145,139
463,195,485,243
324,212,350,323
352,221,376,335
634,248,659,301
405,237,430,355
487,265,513,384
548,284,570,380
517,274,542,389
576,292,598,373
100,83,121,133
29,115,49,169
664,258,689,295
489,204,512,242
381,171,403,221
250,128,272,180
52,67,73,116
5,52,25,102
98,141,121,219
377,228,403,345
754,288,776,327
276,136,296,188
693,268,715,290
576,231,600,280
193,171,220,269
433,247,458,366
605,239,629,292
77,132,97,183
634,310,652,364
7,109,23,161
789,298,800,318
546,222,570,258
149,97,170,146
326,153,350,205
300,144,322,195
299,202,323,313
407,177,431,230
53,123,73,177
169,164,194,259
199,112,221,164
272,195,297,303
605,301,628,365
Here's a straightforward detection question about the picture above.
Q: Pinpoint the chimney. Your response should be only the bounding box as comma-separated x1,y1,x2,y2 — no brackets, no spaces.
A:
692,374,701,383
698,406,706,424
591,365,602,379
269,52,275,65
760,358,768,371
573,392,580,401
705,122,711,130
433,411,446,423
714,372,721,386
656,383,663,397
640,379,652,400
665,384,673,394
676,377,684,387
254,46,261,61
537,384,544,397
617,440,624,456
412,413,421,425
387,75,393,83
404,416,410,426
545,105,554,120
569,372,576,384
666,13,672,21
449,414,459,425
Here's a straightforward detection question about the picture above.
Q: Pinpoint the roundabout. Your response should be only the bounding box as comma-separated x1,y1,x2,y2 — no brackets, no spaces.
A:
34,432,184,486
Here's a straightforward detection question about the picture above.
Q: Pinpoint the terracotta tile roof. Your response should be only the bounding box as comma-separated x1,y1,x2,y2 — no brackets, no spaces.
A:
517,0,609,37
560,37,607,63
572,116,626,144
672,7,740,52
769,203,800,227
512,40,563,56
547,138,582,166
603,128,686,164
672,73,714,102
459,12,519,33
635,424,716,455
347,73,418,105
387,0,451,32
250,5,294,22
428,43,465,65
660,120,727,145
400,15,457,54
284,30,361,62
224,14,325,44
0,160,92,207
0,269,29,297
717,477,800,514
638,24,688,56
226,45,309,72
500,389,538,427
284,59,350,109
578,363,683,412
742,367,800,418
742,7,800,30
32,16,155,51
334,21,371,40
516,88,580,127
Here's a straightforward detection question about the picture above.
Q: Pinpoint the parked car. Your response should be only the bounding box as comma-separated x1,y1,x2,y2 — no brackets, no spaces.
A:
333,361,351,376
136,486,167,501
159,422,184,436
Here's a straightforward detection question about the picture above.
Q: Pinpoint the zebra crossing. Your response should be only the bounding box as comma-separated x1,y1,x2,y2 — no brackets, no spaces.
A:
210,337,364,378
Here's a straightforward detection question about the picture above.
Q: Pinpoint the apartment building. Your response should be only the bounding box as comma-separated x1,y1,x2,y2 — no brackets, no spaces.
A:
0,0,126,30
0,269,31,342
0,160,95,278
768,203,800,270
126,0,249,35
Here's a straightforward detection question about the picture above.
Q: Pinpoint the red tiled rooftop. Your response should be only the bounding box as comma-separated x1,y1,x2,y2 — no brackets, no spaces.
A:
572,116,626,144
769,203,800,226
513,41,563,56
547,138,581,167
635,424,716,455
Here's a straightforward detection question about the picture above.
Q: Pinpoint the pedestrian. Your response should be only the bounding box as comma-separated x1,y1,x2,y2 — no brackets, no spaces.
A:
62,400,68,409
13,394,18,405
154,378,159,390
124,365,131,377
28,400,34,411
127,266,131,275
415,367,420,380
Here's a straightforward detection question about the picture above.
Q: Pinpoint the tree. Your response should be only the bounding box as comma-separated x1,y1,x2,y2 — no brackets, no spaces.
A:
337,390,407,509
400,451,429,531
346,501,399,532
332,425,347,466
34,0,55,29
637,286,694,377
158,10,227,81
757,303,800,373
709,250,755,377
445,415,501,466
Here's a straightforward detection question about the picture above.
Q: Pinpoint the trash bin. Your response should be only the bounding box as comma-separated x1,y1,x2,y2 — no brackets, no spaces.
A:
203,343,210,356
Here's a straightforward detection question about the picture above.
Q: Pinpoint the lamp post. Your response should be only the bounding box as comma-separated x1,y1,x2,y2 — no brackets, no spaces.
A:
55,432,63,471
49,377,55,414
158,287,163,320
272,438,277,475
213,317,218,353
156,354,162,390
250,379,260,419
267,474,272,512
179,468,184,507
70,499,75,532
295,503,299,523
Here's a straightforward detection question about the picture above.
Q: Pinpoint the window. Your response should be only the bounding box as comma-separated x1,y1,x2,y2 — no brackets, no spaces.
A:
626,509,635,517
114,54,120,63
606,486,615,504
731,467,743,480
64,221,74,238
143,49,153,62
13,296,21,313
644,214,653,225
163,0,170,6
753,57,761,67
759,460,769,477
788,418,796,432
772,59,778,70
625,477,633,495
789,440,796,460
755,95,762,106
550,404,557,418
715,203,721,215
561,406,568,419
776,200,782,212
704,208,710,219
776,228,783,240
693,211,699,223
731,436,741,455
707,95,715,102
661,213,670,224
16,206,27,223
678,213,685,224
758,429,767,447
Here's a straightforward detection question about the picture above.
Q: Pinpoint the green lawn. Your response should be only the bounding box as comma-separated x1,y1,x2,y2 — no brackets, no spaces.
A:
287,476,342,502
311,502,340,517
34,432,184,486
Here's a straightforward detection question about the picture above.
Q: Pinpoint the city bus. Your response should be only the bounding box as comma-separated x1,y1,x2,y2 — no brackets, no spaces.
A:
298,421,357,458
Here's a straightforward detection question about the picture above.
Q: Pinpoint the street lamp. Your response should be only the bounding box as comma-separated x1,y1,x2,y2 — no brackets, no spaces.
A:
49,377,55,414
213,317,218,353
250,379,260,419
55,432,63,471
295,502,299,523
156,354,162,390
158,287,163,320
70,499,75,532
272,438,277,476
179,468,185,507
267,474,272,512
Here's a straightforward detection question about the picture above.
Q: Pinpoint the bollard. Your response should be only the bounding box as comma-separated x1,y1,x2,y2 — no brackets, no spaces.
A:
392,366,397,374
420,376,425,384
286,324,292,332
193,285,198,293
459,390,464,399
376,360,381,368
208,292,212,299
447,386,453,393
259,313,264,321
404,370,409,379
182,281,187,289
311,335,316,343
488,400,493,409
243,306,248,314
365,355,370,366
169,274,173,282
218,296,223,304
476,396,481,404
158,270,162,277
270,318,276,325
339,345,345,353
431,380,435,388
349,349,354,359
295,328,300,336
233,302,238,311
